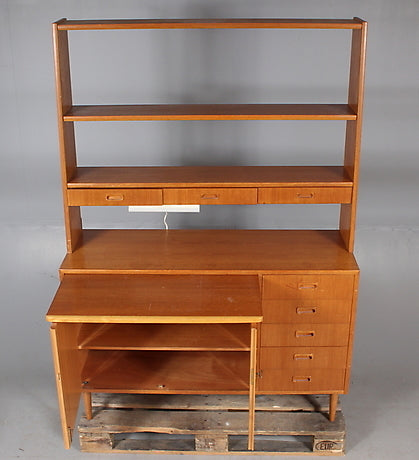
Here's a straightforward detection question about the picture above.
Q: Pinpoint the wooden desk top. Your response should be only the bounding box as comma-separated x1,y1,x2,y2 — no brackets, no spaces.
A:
46,274,262,324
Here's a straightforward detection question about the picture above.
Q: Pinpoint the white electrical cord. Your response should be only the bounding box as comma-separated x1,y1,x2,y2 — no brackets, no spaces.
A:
163,212,169,230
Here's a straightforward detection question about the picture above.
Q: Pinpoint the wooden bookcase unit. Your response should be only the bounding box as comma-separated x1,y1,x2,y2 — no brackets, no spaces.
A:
46,18,367,453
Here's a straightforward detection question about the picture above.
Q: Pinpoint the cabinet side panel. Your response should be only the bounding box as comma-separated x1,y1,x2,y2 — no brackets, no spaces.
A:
344,272,360,392
53,23,81,252
340,21,367,251
50,323,85,448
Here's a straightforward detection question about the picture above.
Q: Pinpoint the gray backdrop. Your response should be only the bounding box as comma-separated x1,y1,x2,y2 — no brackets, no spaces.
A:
1,1,418,459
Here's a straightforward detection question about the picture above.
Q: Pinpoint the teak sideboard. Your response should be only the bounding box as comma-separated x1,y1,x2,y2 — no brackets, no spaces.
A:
46,18,367,452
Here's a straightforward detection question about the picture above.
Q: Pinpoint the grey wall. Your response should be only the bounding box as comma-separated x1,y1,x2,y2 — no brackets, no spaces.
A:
1,1,418,459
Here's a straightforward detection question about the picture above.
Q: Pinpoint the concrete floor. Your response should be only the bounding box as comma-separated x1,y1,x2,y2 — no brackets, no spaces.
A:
1,225,418,459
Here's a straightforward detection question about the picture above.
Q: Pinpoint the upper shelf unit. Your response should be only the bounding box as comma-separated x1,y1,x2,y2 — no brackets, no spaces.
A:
54,17,367,253
56,18,364,30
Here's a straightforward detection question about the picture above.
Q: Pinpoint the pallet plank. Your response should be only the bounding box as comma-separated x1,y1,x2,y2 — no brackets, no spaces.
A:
92,393,340,412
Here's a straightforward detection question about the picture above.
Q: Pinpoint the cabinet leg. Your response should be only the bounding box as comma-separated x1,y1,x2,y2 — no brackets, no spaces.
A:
83,392,93,420
329,393,338,421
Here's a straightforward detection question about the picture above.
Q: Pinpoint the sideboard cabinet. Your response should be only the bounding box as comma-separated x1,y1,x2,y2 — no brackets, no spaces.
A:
46,18,366,451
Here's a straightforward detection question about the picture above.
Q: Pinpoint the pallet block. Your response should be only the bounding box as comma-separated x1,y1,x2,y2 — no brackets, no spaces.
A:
79,394,345,455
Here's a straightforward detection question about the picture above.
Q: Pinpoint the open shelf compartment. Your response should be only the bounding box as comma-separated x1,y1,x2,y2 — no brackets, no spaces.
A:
81,350,250,393
78,323,251,351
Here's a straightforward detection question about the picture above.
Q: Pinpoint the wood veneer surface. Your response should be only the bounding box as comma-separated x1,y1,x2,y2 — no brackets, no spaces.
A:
60,230,359,274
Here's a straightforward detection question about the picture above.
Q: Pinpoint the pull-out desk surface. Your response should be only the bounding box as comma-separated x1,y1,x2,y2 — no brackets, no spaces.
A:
46,274,262,449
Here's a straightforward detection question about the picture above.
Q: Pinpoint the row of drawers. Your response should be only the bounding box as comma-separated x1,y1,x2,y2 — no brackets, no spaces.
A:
67,186,352,206
258,274,355,392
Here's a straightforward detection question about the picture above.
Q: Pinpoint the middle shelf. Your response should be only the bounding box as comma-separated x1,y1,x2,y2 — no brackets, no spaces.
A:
78,323,251,351
63,104,357,121
68,166,353,188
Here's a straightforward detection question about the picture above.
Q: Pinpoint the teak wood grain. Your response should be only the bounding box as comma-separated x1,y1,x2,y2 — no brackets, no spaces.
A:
48,17,366,450
263,274,355,300
340,19,367,251
77,323,251,351
57,18,363,30
52,22,81,252
68,166,353,189
262,299,352,324
259,347,348,370
257,368,346,393
261,323,350,347
46,274,262,324
164,188,257,205
59,229,359,274
67,188,162,206
63,104,357,121
258,187,352,204
81,351,250,393
50,323,86,448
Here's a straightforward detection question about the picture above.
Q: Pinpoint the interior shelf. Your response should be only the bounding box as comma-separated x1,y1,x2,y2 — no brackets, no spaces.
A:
68,166,353,189
59,229,359,274
63,104,357,122
58,18,363,30
81,350,250,393
78,324,251,351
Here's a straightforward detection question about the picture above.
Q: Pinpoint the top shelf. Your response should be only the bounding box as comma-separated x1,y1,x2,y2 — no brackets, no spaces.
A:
56,18,364,30
64,104,357,122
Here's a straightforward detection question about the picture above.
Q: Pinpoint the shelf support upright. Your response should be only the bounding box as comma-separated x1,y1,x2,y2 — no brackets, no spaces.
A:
53,19,82,252
340,18,367,252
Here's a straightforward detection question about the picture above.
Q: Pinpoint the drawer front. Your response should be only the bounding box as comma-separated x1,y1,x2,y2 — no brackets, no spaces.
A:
260,347,348,370
164,188,257,205
263,275,354,300
258,187,352,204
67,189,163,206
258,368,346,392
263,299,352,323
261,323,350,347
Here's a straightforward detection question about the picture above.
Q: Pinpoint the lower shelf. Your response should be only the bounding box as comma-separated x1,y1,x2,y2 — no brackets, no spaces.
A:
81,350,250,393
79,394,345,455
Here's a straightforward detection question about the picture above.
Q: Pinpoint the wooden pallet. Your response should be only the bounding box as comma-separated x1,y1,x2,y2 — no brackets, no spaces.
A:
79,394,345,455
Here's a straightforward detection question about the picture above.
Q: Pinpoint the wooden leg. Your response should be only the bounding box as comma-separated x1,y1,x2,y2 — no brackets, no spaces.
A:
83,392,93,420
248,324,258,450
329,393,338,422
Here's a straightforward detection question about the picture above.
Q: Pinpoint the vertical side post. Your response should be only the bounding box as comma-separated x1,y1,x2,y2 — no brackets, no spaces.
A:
53,19,82,253
248,324,258,450
50,323,85,449
340,19,367,252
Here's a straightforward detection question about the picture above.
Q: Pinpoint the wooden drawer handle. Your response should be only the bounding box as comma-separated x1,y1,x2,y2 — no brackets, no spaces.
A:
106,195,124,201
298,283,318,290
296,306,317,315
297,192,314,199
200,194,219,200
293,376,312,383
294,353,314,361
296,330,315,338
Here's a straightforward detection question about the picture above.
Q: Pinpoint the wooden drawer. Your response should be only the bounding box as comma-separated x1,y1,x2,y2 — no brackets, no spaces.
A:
67,188,162,206
257,368,346,392
164,188,257,205
259,347,348,370
261,323,350,347
262,299,352,323
263,275,354,300
258,187,352,204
